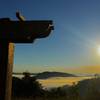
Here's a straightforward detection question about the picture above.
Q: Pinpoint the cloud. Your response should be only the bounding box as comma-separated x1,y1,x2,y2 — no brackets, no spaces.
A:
63,66,100,74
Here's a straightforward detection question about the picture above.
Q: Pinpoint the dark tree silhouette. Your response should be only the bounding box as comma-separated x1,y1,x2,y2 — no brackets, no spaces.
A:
12,72,43,98
12,77,23,97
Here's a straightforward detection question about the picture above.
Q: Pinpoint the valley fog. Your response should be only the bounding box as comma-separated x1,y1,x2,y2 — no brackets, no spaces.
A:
38,76,92,88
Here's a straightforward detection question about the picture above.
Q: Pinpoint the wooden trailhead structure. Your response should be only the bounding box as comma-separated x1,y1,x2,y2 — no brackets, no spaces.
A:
0,12,54,100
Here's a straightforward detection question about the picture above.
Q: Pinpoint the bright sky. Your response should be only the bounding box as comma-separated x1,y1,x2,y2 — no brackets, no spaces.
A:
1,0,100,73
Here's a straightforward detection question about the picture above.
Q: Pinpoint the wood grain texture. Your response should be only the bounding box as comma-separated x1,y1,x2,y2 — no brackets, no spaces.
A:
0,42,14,100
5,43,14,100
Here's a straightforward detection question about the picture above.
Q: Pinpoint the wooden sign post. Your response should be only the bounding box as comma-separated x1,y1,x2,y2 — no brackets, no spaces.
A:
0,12,54,100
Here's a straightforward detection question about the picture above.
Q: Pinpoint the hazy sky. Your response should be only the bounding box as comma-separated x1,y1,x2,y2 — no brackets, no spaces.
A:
1,0,100,73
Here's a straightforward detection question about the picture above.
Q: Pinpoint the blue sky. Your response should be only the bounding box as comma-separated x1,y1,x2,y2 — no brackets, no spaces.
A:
1,0,100,73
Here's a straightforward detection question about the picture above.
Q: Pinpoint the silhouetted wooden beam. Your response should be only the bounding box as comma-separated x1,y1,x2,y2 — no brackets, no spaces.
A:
0,14,54,100
0,20,54,43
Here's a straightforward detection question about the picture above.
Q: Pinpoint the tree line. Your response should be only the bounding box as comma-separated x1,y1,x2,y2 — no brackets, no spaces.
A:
12,72,100,100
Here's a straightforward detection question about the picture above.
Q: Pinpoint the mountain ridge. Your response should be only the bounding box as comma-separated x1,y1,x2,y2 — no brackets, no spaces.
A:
34,71,76,79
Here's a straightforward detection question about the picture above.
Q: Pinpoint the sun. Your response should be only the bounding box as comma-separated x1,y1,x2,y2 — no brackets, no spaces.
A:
97,46,100,55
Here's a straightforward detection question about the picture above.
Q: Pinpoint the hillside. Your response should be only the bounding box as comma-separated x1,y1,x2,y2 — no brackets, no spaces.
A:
35,71,76,79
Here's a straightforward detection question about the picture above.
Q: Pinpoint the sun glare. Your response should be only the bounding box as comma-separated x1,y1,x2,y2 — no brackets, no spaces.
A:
97,46,100,55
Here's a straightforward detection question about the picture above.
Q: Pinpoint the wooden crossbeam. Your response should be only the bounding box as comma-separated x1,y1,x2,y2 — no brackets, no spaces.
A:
0,20,53,43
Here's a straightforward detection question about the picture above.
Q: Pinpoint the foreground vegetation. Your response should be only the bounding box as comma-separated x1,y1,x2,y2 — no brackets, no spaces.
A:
12,72,100,100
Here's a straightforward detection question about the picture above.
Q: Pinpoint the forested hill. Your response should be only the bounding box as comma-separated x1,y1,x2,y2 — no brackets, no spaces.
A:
35,71,76,79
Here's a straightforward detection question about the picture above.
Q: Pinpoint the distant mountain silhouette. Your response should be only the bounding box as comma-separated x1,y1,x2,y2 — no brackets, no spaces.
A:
35,71,76,79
